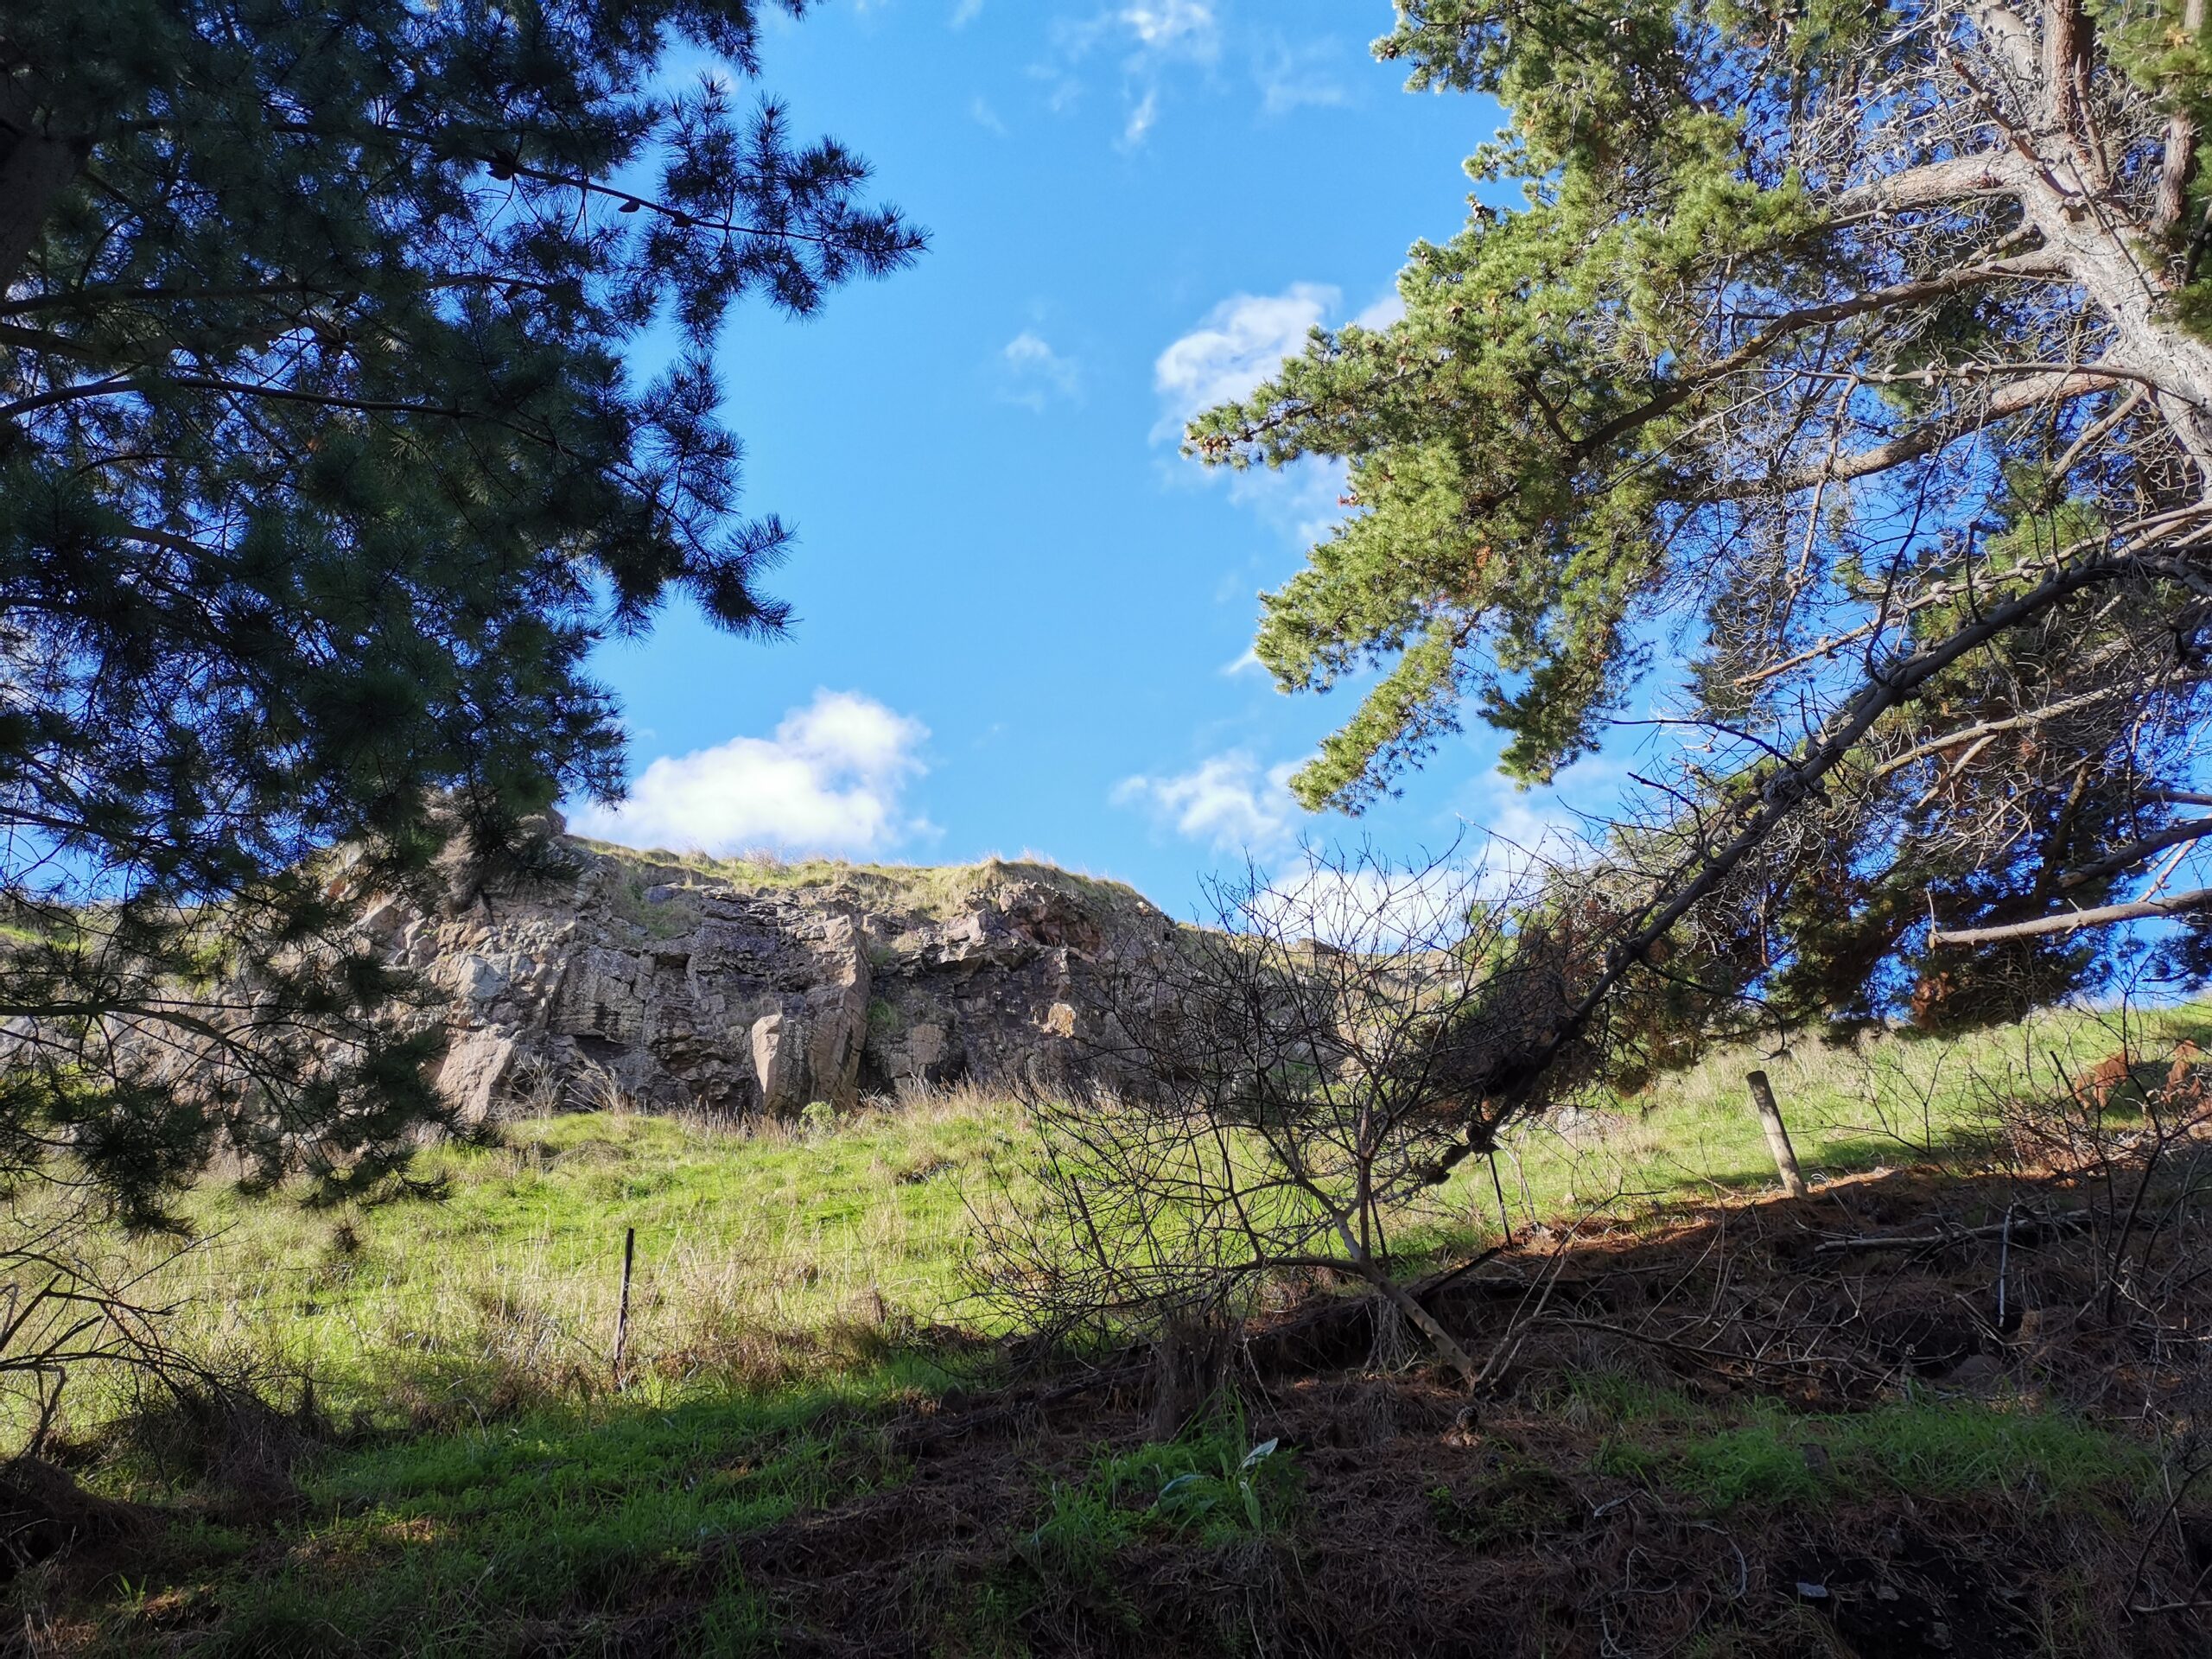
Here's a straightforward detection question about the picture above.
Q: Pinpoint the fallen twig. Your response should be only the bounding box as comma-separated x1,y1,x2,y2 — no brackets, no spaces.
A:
1812,1208,2091,1255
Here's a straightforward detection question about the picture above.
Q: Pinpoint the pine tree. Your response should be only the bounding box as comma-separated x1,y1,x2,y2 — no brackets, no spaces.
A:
0,0,919,1225
1193,1,2212,1039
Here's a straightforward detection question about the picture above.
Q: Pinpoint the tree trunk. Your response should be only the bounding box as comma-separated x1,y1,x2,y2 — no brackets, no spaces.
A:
0,111,84,297
1745,1071,1808,1198
1345,1250,1484,1385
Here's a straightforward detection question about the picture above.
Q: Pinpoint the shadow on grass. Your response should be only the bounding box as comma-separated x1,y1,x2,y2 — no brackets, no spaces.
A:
58,1337,971,1658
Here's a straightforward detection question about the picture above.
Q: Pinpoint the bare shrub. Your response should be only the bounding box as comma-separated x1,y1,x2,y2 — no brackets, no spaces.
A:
975,843,1594,1386
569,1058,633,1118
0,1215,191,1460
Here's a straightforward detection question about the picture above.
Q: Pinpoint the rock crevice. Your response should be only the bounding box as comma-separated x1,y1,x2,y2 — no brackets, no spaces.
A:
390,838,1169,1119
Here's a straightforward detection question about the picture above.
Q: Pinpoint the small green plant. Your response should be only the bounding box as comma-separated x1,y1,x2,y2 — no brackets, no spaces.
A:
1428,1456,1584,1549
1026,1408,1299,1567
1154,1433,1282,1535
798,1101,838,1141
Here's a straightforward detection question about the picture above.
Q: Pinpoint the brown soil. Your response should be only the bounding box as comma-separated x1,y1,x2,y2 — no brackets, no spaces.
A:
0,1459,156,1584
28,1162,2212,1656
702,1166,2212,1657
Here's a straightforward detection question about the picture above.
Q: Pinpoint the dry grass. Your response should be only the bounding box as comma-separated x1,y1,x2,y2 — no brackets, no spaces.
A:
12,1005,2212,1656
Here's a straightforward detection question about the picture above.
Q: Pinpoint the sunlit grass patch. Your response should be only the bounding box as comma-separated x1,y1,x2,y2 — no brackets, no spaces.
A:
29,997,2204,1452
1412,998,2212,1255
1586,1378,2145,1516
82,1090,1014,1432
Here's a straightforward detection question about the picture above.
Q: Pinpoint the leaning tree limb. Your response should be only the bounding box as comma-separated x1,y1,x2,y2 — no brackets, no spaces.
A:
1417,518,2212,1192
1929,886,2212,946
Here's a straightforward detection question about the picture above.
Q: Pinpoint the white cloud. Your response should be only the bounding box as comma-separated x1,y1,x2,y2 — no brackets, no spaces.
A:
1352,289,1406,332
1034,8,1352,151
1246,858,1489,949
1121,88,1160,147
969,95,1007,136
571,690,930,858
1054,0,1219,67
1254,35,1349,115
1121,0,1217,52
1446,756,1616,897
1113,750,1304,852
1110,0,1219,61
1154,283,1337,431
997,330,1082,410
1044,1,1218,149
951,0,983,23
1219,646,1264,677
1154,283,1410,545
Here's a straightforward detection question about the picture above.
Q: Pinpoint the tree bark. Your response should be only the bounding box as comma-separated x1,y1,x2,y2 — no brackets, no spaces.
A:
1745,1071,1808,1198
0,102,84,299
1929,884,2212,945
2156,8,2205,234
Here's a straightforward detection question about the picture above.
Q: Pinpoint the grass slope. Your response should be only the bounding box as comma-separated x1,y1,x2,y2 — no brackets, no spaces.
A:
109,998,2212,1433
11,999,2212,1655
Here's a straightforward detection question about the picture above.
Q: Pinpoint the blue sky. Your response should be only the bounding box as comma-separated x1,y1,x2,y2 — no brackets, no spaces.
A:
569,0,1613,916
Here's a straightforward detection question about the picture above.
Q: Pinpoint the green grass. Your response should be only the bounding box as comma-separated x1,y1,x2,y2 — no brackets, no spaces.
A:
22,998,2203,1655
1406,996,2212,1257
88,1385,899,1657
79,1090,1014,1433
1029,1412,1299,1560
1583,1376,2147,1515
41,995,2207,1442
953,1413,1300,1645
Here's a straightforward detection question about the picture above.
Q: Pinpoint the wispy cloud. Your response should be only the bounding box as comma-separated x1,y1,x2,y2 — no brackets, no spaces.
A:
969,95,1008,136
997,330,1082,410
570,690,931,858
951,0,984,24
1028,7,1357,149
1253,35,1350,115
1113,749,1304,852
1118,0,1219,57
1043,0,1221,149
1121,88,1160,147
1154,283,1336,431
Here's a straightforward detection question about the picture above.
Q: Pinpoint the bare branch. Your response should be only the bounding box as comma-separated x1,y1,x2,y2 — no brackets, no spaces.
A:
1929,885,2212,945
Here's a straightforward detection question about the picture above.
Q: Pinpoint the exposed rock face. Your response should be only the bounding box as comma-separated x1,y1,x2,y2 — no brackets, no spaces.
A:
385,836,1172,1119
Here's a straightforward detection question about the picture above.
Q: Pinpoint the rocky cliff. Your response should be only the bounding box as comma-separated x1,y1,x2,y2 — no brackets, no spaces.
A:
375,836,1175,1119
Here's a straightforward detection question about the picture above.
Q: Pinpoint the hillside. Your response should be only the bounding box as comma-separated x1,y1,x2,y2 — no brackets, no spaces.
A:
8,1001,2212,1656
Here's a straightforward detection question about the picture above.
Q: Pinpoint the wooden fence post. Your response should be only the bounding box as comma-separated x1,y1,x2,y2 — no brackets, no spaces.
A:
1745,1071,1808,1198
613,1225,637,1390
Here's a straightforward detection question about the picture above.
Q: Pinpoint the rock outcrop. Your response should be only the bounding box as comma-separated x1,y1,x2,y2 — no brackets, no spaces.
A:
381,834,1173,1119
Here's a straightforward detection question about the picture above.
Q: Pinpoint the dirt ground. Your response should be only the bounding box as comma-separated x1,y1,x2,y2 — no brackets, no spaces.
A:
13,1162,2212,1657
593,1163,2212,1658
